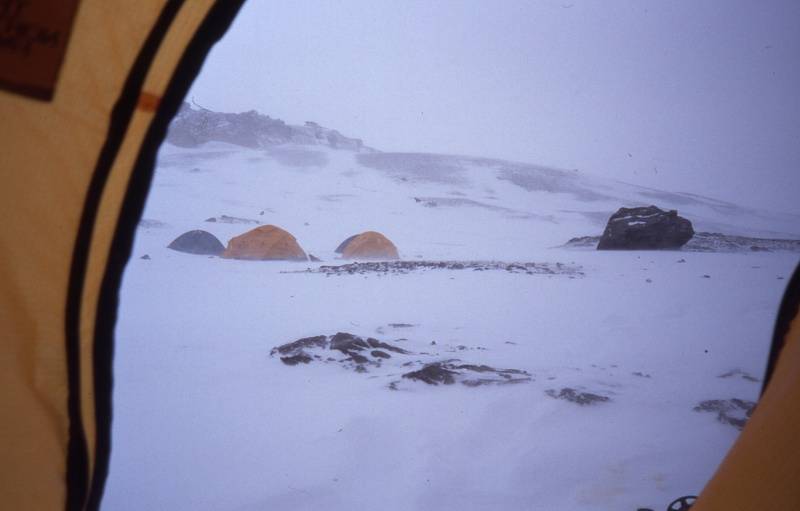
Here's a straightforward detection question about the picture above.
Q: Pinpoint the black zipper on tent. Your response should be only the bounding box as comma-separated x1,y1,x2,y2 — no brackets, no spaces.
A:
65,2,185,510
83,2,246,510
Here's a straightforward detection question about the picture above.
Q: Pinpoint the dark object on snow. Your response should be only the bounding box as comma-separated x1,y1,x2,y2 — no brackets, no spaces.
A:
403,362,458,385
694,398,755,430
334,234,358,254
205,214,260,225
271,332,531,387
545,387,610,405
597,205,694,250
167,230,225,255
271,332,410,369
401,361,530,387
280,354,313,365
291,260,583,277
140,254,151,260
309,254,322,262
667,495,698,511
717,368,760,382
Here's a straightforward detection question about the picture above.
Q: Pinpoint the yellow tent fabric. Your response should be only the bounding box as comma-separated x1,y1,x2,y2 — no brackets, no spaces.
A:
693,270,800,510
0,1,242,509
0,2,797,510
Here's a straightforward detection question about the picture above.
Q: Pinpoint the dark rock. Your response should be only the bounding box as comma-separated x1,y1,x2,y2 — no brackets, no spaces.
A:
272,332,529,389
402,363,458,385
717,368,760,383
205,214,260,225
166,102,367,150
167,230,225,255
349,352,369,364
330,332,371,353
280,354,313,365
290,260,583,277
562,235,600,248
140,254,151,260
365,337,409,354
545,388,610,405
693,398,756,430
270,335,328,356
400,361,530,387
309,254,322,262
597,206,694,250
683,232,800,253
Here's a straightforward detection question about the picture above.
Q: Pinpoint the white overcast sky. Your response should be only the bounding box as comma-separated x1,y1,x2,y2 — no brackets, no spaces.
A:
188,0,800,214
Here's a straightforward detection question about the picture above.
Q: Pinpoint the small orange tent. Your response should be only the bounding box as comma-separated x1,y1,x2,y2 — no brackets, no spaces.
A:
222,225,307,261
339,231,399,260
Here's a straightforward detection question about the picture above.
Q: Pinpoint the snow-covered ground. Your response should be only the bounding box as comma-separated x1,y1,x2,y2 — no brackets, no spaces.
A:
103,141,799,511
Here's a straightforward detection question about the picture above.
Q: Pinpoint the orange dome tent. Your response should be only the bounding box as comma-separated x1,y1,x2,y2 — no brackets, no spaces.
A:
222,225,307,261
339,231,399,260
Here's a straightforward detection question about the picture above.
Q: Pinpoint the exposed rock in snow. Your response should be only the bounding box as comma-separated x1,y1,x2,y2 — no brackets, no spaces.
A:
684,232,800,253
597,206,694,250
289,260,584,277
271,333,530,389
693,399,756,430
717,368,760,382
399,361,531,387
167,230,225,255
204,214,260,224
138,218,168,229
562,232,800,253
166,102,371,151
545,387,611,405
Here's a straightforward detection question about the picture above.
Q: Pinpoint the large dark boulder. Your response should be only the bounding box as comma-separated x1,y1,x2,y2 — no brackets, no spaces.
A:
167,230,225,255
597,206,694,250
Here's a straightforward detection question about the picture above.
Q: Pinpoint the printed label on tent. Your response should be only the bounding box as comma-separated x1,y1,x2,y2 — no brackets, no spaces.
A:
0,0,81,101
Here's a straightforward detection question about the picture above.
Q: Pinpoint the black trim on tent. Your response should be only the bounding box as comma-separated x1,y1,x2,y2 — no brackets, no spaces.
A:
85,2,246,510
65,2,185,510
762,261,800,396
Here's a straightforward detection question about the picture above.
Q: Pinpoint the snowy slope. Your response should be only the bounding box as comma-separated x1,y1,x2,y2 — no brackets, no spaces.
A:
103,115,800,511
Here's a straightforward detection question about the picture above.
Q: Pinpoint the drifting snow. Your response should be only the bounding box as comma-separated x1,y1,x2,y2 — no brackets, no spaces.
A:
104,136,798,511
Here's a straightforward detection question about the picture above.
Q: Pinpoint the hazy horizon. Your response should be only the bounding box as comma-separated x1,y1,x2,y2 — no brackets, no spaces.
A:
187,0,800,215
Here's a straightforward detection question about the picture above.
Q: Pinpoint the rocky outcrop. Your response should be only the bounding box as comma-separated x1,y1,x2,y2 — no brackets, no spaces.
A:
563,231,800,253
545,388,610,405
222,225,307,261
270,332,531,389
597,206,694,250
694,398,755,430
167,230,225,255
166,102,370,151
290,260,584,277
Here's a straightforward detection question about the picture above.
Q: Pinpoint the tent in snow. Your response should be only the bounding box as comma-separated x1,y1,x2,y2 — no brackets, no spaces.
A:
168,229,225,255
222,225,308,261
0,2,797,510
337,231,400,260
